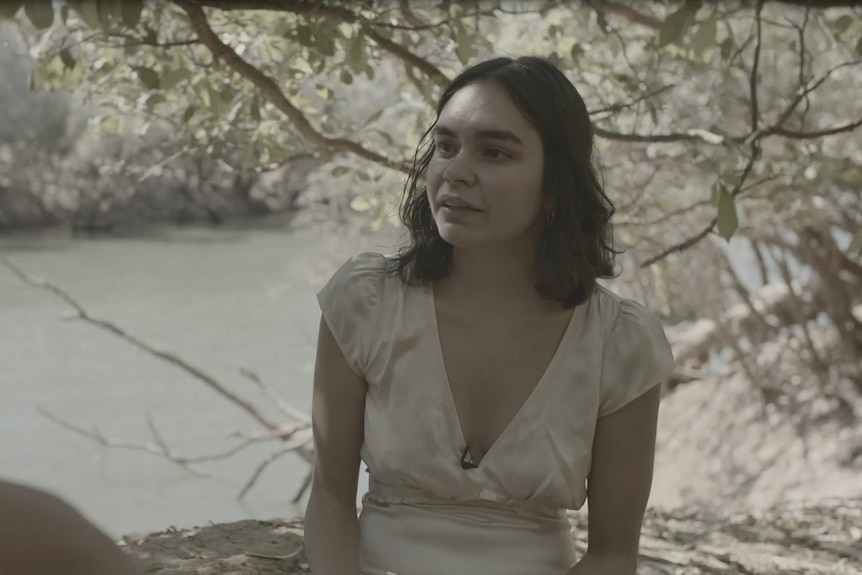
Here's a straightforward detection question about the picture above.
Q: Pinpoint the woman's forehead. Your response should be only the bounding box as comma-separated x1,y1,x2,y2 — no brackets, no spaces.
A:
438,81,536,138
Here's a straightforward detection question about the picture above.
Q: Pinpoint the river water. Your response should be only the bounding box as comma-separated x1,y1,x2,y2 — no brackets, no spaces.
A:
0,221,397,538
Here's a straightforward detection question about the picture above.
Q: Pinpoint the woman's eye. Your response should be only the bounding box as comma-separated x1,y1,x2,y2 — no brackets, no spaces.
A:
485,148,508,159
436,142,456,154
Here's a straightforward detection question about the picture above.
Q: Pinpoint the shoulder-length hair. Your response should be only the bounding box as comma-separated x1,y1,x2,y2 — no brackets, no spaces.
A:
388,56,619,308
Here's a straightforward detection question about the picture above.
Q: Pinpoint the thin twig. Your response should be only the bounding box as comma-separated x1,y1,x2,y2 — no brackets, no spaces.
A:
238,430,313,499
245,544,303,560
0,256,281,431
238,367,310,424
38,408,210,477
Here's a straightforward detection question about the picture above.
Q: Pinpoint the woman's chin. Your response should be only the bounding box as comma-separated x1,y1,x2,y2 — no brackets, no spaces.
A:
437,225,479,248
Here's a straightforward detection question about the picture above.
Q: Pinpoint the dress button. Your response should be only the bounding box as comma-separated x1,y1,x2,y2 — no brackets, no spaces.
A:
478,489,498,501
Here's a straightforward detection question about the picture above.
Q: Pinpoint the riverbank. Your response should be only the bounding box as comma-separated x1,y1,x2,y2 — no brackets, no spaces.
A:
120,497,862,575
116,360,862,574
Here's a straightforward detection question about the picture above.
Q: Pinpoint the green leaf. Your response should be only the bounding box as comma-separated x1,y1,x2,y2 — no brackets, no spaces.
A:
132,66,160,89
372,129,395,147
690,12,717,56
596,10,611,34
716,184,739,240
76,0,102,29
646,99,658,125
143,25,158,45
97,0,122,28
59,48,76,69
219,84,235,107
315,84,334,100
347,29,365,74
315,26,336,57
297,24,313,47
160,68,190,90
100,115,124,135
546,52,564,69
24,1,54,29
455,22,475,65
657,3,700,48
183,106,197,123
340,68,353,85
350,194,375,212
857,35,862,57
356,170,370,182
331,166,350,177
121,0,144,28
364,108,384,126
145,93,166,111
833,15,852,39
697,158,718,175
570,43,585,61
720,38,733,62
849,229,862,256
250,96,261,121
0,0,23,19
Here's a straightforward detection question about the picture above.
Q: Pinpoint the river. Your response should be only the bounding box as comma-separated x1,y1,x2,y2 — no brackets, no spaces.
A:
0,221,398,538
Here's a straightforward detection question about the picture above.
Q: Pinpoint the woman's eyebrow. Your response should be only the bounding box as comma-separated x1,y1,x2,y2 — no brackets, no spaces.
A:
433,125,524,145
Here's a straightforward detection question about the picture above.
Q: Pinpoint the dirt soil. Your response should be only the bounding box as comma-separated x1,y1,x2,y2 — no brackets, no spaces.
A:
122,357,862,574
122,498,862,575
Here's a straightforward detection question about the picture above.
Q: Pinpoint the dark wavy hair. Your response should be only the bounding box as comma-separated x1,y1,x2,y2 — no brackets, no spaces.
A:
388,56,618,308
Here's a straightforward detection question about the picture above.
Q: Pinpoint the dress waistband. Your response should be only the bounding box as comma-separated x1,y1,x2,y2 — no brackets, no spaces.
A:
364,476,566,519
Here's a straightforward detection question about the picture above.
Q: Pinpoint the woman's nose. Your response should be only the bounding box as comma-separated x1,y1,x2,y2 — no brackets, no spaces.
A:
442,152,477,186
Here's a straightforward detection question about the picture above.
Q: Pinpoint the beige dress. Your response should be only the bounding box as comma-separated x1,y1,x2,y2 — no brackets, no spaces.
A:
317,252,675,575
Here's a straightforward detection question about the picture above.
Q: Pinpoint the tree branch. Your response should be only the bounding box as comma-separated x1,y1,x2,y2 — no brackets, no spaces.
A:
3,255,317,498
640,216,718,268
174,0,449,92
749,1,765,132
766,117,862,139
617,199,713,228
589,0,661,29
238,429,313,499
640,3,772,268
38,408,210,477
588,84,677,117
238,367,310,424
363,27,449,87
175,1,406,171
0,255,280,430
594,126,725,144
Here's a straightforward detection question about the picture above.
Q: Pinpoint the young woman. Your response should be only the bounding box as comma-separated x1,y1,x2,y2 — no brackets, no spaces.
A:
304,56,675,575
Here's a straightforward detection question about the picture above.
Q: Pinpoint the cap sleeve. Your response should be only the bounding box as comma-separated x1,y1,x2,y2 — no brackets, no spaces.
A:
316,252,386,378
598,299,675,417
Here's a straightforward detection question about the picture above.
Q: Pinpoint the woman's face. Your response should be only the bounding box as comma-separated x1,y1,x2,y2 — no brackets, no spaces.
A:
426,79,546,252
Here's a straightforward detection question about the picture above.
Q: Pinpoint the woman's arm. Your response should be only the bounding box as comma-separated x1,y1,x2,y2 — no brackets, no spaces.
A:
567,383,662,575
304,316,368,575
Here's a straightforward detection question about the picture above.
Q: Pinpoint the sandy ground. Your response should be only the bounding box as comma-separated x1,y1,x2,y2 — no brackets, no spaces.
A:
122,499,862,574
121,369,862,574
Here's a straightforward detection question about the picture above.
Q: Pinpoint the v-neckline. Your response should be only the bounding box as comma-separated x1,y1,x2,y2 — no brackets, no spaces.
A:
427,283,577,468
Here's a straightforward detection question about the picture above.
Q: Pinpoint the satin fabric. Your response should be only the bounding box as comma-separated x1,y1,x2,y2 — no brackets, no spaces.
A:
317,252,675,575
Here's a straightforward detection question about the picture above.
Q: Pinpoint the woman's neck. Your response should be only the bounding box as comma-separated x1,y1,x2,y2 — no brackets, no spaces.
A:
438,243,548,312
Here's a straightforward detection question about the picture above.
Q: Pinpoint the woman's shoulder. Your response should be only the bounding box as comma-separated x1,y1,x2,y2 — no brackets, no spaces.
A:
588,283,669,343
316,252,396,377
322,250,394,291
320,250,418,310
589,285,675,415
330,250,390,277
